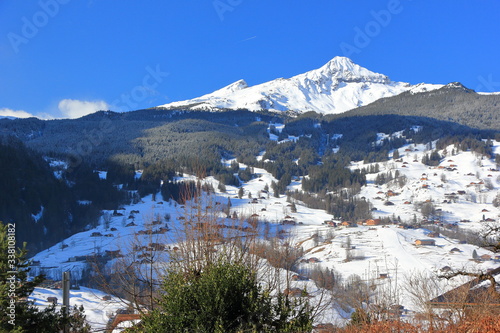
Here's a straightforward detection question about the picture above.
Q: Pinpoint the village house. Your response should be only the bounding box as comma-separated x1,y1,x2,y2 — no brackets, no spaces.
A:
68,256,87,262
47,297,58,305
284,287,308,297
148,243,166,251
365,219,381,226
304,257,320,264
415,239,435,246
480,254,492,261
105,249,122,258
281,219,296,225
428,267,500,311
291,274,309,281
341,221,355,227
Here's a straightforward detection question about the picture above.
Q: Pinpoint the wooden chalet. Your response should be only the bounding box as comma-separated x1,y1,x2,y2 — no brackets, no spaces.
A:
326,221,337,227
428,266,500,311
365,219,381,226
47,297,58,304
481,254,492,261
415,239,435,246
107,313,142,332
284,287,308,297
341,221,355,227
307,257,320,263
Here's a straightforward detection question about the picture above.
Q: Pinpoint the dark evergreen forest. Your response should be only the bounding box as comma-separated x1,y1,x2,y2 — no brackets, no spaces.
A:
1,100,499,254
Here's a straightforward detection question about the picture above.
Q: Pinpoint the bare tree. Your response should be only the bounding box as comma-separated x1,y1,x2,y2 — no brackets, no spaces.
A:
88,221,169,313
402,270,451,328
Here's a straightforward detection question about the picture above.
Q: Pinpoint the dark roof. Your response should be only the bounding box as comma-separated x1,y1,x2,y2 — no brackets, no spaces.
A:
429,266,500,307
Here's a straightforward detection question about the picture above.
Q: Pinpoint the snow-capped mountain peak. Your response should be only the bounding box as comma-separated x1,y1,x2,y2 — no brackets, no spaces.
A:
308,56,390,84
205,79,248,97
158,56,442,114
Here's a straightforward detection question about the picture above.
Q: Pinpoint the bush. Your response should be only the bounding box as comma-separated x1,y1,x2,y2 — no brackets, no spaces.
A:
136,260,313,333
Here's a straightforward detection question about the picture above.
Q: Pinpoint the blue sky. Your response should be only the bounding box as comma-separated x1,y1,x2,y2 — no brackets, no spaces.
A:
1,0,499,119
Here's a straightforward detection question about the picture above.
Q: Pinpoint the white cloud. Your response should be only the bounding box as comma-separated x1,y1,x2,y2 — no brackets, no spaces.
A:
58,99,110,119
0,108,35,118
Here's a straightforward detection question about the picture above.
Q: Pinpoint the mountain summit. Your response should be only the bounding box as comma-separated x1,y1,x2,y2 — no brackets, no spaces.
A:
309,56,390,84
159,56,443,114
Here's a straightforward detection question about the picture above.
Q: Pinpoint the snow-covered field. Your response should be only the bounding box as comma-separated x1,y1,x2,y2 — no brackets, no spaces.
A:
30,136,500,329
29,286,123,331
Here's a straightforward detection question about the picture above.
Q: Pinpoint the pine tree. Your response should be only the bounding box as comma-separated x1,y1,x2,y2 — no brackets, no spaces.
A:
393,149,400,159
0,223,90,332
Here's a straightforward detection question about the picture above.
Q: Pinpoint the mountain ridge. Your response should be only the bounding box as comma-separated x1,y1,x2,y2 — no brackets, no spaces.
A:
333,80,500,130
158,56,444,114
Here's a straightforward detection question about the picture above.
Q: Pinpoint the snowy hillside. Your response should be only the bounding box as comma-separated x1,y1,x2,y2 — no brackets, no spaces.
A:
158,57,443,114
29,287,124,332
351,141,500,226
29,135,500,329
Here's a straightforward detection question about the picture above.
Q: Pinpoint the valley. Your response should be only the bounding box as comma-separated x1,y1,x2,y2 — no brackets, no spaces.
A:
1,56,499,331
26,138,500,330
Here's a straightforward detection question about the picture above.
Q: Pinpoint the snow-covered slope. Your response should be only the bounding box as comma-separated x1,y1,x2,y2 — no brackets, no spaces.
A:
30,287,123,332
29,130,500,329
159,57,443,114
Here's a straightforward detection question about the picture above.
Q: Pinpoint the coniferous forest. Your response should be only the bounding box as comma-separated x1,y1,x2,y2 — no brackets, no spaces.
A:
0,103,498,254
